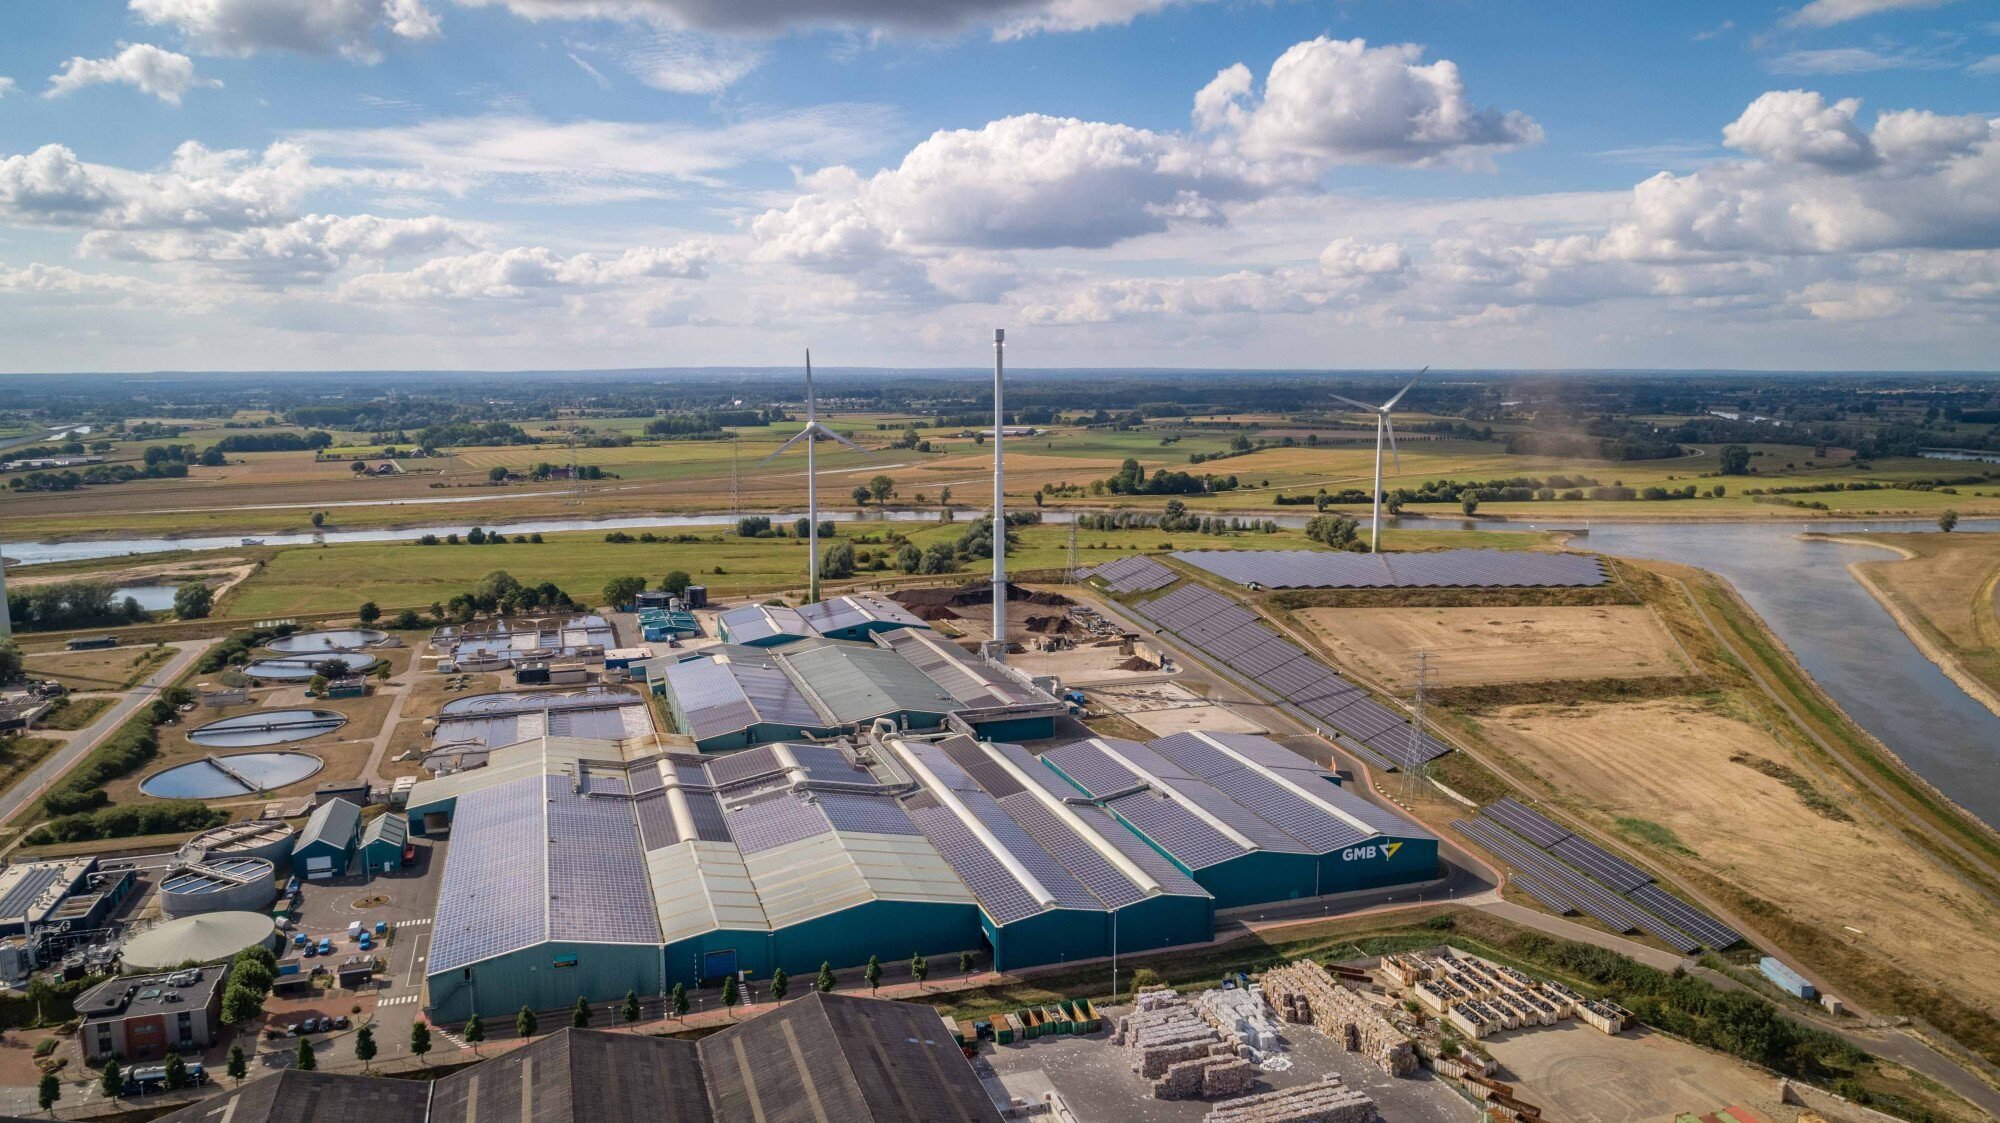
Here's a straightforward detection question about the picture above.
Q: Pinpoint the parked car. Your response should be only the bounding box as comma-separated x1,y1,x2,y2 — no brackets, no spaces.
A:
302,944,317,959
301,1017,320,1034
331,1015,350,1029
293,932,310,947
317,937,333,955
286,1024,301,1037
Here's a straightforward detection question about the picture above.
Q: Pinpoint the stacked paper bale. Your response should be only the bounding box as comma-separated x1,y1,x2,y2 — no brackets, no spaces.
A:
1263,960,1417,1076
1154,1053,1258,1100
1200,1075,1375,1123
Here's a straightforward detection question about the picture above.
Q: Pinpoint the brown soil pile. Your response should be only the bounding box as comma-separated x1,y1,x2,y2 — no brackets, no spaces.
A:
1118,656,1159,672
910,605,961,621
1023,613,1074,634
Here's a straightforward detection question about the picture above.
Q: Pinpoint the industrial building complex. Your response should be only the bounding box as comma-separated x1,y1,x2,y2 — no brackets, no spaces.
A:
406,726,1438,1022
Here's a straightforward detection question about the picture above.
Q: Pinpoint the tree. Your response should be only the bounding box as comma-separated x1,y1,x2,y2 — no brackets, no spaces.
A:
1939,508,1960,532
939,486,953,510
351,461,368,474
516,1006,538,1038
221,982,265,1025
868,474,896,503
294,1037,316,1071
671,983,689,1020
621,990,641,1027
409,1021,432,1065
173,582,213,620
819,540,856,580
895,543,922,574
1719,444,1752,476
354,1025,377,1072
357,601,381,624
910,953,928,990
959,950,975,977
602,575,646,609
769,968,788,1002
721,974,740,1016
464,1014,485,1053
661,570,692,596
488,466,509,483
311,511,327,528
816,962,836,993
226,1043,247,1084
864,955,882,994
0,641,21,685
99,1058,122,1099
851,485,871,508
165,1050,190,1090
572,995,592,1028
1460,495,1480,517
37,1072,58,1114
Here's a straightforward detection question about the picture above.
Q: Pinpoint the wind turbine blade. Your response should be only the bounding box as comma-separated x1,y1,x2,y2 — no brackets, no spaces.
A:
1327,393,1380,412
1384,413,1402,474
759,429,811,464
812,424,867,453
1383,366,1427,411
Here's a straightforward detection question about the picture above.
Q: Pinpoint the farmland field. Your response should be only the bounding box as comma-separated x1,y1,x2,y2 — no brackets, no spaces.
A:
1297,605,1691,689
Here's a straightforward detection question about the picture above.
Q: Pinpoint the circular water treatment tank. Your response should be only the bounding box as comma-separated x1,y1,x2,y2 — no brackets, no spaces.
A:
159,857,276,918
122,912,277,970
244,652,378,680
186,820,297,863
265,628,387,653
139,751,324,799
187,708,347,748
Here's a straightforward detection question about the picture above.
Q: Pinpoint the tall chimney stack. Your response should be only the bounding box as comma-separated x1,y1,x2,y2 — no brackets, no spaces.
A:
991,328,1006,662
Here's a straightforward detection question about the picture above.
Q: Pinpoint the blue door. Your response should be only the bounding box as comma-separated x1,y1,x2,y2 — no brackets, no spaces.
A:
702,949,737,982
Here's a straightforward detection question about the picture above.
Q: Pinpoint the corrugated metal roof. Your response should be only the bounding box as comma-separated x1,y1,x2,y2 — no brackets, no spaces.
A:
797,594,930,635
297,798,361,851
781,643,957,725
717,604,813,644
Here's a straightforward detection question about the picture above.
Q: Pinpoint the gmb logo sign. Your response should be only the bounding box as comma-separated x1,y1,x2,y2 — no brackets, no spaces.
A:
1340,841,1403,863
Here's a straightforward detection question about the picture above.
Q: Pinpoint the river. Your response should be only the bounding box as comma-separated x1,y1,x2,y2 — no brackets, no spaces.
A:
6,509,1997,827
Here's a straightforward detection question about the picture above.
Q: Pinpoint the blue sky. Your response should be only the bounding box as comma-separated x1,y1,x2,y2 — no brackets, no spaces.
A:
0,0,1995,372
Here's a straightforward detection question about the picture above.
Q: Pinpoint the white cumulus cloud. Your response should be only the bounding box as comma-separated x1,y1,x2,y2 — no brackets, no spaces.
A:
342,240,716,300
1194,38,1542,167
131,0,440,62
0,141,327,231
45,44,219,105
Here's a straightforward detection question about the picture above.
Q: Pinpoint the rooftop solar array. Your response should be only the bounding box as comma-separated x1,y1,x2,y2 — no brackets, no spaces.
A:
897,737,1208,926
1084,555,1179,593
430,774,549,974
1042,733,1431,872
1459,801,1741,951
716,604,814,645
1172,549,1608,589
545,775,663,946
799,594,930,635
660,658,827,743
1130,585,1449,770
0,866,66,923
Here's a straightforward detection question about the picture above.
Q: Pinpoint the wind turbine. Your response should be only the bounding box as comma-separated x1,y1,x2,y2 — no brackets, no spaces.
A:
1329,367,1426,553
762,350,864,603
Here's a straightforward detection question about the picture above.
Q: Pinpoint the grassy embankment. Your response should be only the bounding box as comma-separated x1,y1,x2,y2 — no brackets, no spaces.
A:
1843,532,2000,714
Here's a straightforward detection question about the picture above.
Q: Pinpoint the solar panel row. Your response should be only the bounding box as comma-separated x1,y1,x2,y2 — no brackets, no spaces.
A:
1085,555,1180,593
1173,549,1608,590
1129,585,1448,770
1551,835,1654,893
1483,797,1572,848
1510,874,1577,916
1626,884,1743,950
1456,817,1696,953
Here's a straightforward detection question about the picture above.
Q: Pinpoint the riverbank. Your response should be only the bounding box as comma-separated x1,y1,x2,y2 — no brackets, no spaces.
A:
1813,533,2000,724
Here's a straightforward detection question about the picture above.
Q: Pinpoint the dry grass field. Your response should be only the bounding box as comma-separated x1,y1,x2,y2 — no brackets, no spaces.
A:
1472,695,2000,1009
1298,605,1691,689
22,645,175,691
1850,532,2000,709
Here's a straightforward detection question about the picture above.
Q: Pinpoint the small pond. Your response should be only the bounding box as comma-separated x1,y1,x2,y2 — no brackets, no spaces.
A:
266,629,388,653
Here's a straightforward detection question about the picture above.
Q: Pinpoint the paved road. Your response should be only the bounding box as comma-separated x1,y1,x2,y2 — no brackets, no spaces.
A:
362,639,426,784
0,639,216,830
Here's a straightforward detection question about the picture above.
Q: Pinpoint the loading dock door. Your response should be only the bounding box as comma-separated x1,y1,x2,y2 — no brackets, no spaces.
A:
702,949,737,982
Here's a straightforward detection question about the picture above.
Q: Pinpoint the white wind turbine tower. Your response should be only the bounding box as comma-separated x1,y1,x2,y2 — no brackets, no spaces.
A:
1328,367,1426,553
762,351,864,603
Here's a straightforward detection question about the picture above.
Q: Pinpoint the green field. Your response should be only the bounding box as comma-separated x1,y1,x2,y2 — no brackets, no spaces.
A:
214,520,1555,617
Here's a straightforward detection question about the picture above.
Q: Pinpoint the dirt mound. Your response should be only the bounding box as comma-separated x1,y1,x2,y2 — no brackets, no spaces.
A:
910,604,960,621
1118,655,1159,672
895,580,1073,610
1023,612,1074,634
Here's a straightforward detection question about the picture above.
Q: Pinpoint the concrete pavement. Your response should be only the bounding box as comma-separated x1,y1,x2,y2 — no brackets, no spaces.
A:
0,639,216,830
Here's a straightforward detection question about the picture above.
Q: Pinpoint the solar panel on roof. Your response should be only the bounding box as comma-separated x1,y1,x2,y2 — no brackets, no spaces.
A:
999,792,1145,909
545,776,661,946
815,791,922,836
960,790,1104,913
908,805,1043,925
729,793,833,853
1043,742,1141,796
1109,793,1246,870
683,790,732,842
706,746,785,788
633,790,679,849
1206,769,1371,852
1070,803,1211,897
429,775,546,974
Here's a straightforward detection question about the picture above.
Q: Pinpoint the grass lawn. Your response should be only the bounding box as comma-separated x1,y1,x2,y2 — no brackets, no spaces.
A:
36,696,113,731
